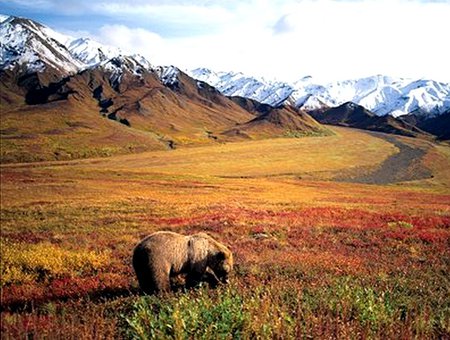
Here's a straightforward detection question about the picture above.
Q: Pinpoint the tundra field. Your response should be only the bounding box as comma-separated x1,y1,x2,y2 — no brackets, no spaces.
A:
1,126,450,339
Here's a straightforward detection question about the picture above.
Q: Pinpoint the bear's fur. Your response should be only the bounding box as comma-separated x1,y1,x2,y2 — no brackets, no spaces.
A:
132,231,233,294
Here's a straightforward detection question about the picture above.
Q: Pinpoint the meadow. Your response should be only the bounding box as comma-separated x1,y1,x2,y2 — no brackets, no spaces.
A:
1,127,449,339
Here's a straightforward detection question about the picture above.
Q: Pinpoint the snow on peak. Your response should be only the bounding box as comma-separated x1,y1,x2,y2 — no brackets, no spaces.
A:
189,68,450,117
131,54,153,71
98,54,152,85
68,37,122,67
289,76,450,117
0,14,11,24
191,67,213,77
0,15,83,74
156,65,180,86
88,55,141,89
0,14,153,77
188,68,294,107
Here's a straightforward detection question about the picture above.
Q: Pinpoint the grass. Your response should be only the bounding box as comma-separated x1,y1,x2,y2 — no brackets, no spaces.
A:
1,126,449,338
0,101,166,164
124,272,449,339
67,126,398,179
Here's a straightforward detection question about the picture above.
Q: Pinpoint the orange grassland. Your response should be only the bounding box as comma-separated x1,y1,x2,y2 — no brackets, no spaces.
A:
1,126,449,339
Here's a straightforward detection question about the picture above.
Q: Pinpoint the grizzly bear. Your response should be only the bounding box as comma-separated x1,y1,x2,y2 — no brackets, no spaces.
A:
132,231,233,294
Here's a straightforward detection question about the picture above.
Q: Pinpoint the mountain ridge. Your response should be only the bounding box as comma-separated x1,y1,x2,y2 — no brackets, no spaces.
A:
0,14,328,163
189,68,450,119
311,102,431,139
188,68,449,139
2,12,448,123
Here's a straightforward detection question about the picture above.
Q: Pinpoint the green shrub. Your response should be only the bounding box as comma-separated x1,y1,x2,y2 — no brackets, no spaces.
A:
125,286,248,339
124,273,449,339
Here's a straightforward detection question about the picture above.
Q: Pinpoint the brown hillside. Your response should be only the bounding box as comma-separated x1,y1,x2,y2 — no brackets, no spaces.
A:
0,97,166,163
224,97,330,139
311,102,431,139
1,63,258,162
1,53,330,163
121,70,255,144
402,110,450,141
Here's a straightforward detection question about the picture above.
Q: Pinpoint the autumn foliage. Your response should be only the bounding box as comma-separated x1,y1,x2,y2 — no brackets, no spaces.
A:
1,128,449,338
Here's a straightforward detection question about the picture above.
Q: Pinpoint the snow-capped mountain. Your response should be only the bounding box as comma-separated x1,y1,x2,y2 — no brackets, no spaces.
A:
371,79,450,117
1,13,448,120
96,55,153,89
290,75,450,118
0,15,84,74
189,69,450,118
190,68,294,107
0,14,154,78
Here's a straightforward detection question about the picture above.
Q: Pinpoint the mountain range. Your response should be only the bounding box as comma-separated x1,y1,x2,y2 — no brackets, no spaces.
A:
189,68,450,118
189,69,450,139
1,14,449,163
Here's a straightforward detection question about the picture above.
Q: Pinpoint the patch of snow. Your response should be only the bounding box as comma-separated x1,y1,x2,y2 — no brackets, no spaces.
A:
131,54,153,71
97,54,152,86
68,37,122,67
0,14,11,23
156,65,180,86
188,68,293,107
41,26,74,47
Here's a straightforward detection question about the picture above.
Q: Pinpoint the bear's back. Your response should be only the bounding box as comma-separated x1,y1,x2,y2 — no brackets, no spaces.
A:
135,231,189,266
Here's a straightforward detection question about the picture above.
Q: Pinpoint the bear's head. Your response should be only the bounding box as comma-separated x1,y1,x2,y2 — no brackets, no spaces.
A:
210,248,233,284
190,233,234,284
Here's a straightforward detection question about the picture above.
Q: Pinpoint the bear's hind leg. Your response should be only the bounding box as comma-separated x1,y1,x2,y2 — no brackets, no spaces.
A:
152,264,171,293
134,266,157,295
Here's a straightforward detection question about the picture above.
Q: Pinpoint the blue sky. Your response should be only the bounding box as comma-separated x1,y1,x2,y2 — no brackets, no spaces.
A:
1,0,449,82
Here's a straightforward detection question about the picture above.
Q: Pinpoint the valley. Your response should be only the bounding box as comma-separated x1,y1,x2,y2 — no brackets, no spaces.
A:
336,132,433,185
1,126,450,338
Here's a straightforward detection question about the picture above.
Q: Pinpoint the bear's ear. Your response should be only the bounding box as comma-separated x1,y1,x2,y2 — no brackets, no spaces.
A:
196,232,210,239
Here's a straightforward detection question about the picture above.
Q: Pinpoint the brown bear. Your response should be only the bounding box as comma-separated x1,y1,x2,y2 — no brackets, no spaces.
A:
132,231,233,294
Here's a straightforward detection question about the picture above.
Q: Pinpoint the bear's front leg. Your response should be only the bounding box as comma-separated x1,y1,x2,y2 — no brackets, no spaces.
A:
203,267,220,288
185,271,205,289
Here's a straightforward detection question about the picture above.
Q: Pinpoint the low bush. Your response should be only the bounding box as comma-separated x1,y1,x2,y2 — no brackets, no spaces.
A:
1,242,109,286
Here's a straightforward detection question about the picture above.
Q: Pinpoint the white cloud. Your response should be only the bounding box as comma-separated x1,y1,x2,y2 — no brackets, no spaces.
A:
82,0,450,82
97,25,165,62
239,0,450,82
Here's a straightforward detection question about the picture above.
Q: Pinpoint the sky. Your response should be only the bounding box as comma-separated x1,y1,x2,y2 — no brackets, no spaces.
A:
1,0,450,83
